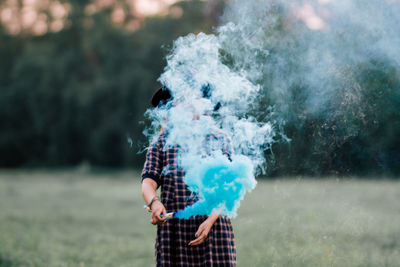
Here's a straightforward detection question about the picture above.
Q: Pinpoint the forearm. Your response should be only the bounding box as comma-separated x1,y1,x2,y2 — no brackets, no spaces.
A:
207,210,221,224
141,178,158,205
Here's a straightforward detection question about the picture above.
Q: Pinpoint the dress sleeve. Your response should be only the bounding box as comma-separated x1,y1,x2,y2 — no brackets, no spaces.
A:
141,137,163,187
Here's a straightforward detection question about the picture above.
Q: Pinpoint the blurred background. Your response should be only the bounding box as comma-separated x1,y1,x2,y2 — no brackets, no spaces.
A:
1,0,399,176
0,0,399,266
0,0,224,170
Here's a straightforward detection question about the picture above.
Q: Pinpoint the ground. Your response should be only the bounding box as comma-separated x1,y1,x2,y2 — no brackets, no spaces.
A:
0,170,399,267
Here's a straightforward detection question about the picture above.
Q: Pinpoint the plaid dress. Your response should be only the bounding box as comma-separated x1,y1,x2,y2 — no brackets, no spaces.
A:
142,131,236,267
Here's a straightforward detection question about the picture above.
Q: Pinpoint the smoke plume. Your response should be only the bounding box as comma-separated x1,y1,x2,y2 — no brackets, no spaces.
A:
144,0,400,218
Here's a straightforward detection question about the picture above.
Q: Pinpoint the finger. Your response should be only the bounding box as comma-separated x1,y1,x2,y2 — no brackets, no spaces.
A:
195,226,205,238
189,237,205,246
156,218,166,225
153,218,163,225
188,233,207,246
152,213,161,224
155,211,164,222
188,237,202,246
189,236,203,245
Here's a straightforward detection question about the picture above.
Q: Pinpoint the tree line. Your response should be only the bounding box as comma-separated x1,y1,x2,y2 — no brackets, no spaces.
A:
0,0,399,176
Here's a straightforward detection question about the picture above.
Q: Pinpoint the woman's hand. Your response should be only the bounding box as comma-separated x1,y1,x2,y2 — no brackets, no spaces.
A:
151,200,167,226
142,178,166,226
189,213,219,246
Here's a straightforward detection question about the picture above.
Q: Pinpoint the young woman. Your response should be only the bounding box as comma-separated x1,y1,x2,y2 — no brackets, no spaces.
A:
141,87,236,266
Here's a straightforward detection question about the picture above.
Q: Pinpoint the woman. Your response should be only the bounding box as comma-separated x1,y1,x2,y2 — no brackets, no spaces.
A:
141,87,236,266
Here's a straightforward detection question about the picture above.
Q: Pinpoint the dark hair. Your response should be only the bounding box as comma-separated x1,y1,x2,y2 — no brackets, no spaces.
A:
151,86,173,107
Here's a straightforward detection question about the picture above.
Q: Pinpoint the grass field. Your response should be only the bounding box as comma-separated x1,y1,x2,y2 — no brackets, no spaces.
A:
0,170,399,267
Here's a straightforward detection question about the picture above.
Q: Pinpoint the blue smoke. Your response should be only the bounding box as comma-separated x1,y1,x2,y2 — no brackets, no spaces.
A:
175,153,256,219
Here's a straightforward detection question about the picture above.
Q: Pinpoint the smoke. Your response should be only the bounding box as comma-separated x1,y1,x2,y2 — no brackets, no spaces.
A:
146,31,276,218
221,0,400,112
238,2,398,108
144,29,276,218
175,153,256,219
218,0,400,174
144,0,400,218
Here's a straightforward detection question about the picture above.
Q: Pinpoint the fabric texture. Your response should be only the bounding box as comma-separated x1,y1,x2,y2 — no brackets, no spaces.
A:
142,132,236,267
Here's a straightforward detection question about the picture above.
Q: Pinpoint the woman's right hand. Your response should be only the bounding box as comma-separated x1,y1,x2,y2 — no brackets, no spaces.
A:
151,200,167,225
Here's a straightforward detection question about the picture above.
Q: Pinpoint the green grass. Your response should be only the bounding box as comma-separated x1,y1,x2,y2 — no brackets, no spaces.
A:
0,171,399,267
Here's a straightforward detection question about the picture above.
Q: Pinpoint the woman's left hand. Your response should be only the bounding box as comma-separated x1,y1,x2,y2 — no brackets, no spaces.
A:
189,214,219,246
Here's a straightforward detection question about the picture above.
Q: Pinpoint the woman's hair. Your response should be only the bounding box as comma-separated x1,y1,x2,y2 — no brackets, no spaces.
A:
151,86,173,107
151,84,221,111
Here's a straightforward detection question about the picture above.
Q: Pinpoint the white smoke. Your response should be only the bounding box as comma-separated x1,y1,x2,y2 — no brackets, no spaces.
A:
144,0,400,216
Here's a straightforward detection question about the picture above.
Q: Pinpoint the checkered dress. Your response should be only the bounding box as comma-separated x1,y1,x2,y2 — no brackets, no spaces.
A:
142,132,236,266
